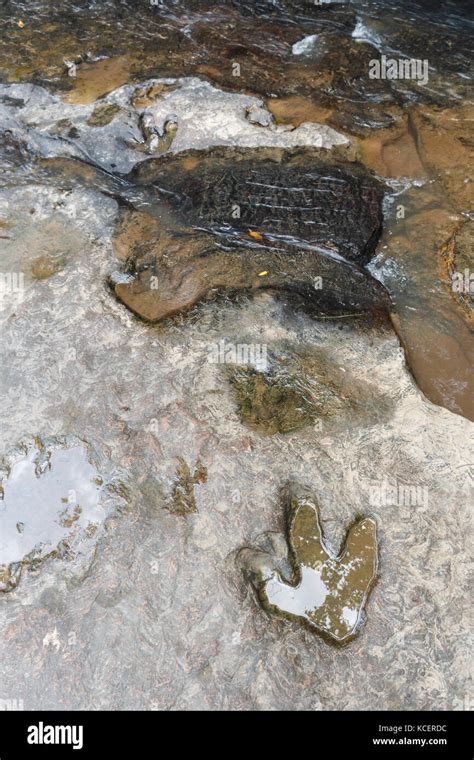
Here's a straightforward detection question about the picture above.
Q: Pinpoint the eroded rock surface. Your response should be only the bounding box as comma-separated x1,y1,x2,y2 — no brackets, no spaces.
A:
0,78,349,174
0,0,472,714
0,179,471,707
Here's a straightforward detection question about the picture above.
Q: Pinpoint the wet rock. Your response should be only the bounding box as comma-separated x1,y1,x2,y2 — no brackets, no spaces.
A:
111,207,164,263
0,2,390,140
127,78,348,156
353,4,472,79
0,0,471,712
0,183,471,707
228,365,324,435
134,148,384,263
0,436,126,592
0,3,356,97
374,183,473,421
226,350,345,435
245,104,274,128
226,347,395,435
192,21,396,135
86,102,121,128
266,95,334,129
113,147,389,322
197,0,356,26
127,112,179,155
131,82,179,110
0,211,87,317
0,0,467,134
357,112,425,179
239,483,378,643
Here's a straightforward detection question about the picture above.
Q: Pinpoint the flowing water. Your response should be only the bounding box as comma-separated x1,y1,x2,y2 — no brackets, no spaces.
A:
0,0,472,710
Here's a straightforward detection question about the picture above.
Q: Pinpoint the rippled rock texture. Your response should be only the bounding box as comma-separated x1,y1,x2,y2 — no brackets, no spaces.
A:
0,181,471,710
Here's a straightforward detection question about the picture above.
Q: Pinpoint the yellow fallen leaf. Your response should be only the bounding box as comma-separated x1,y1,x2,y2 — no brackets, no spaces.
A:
248,230,263,241
258,271,268,277
18,19,25,28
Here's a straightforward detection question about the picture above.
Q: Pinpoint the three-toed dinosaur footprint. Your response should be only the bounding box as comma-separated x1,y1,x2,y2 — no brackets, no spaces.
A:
240,484,378,643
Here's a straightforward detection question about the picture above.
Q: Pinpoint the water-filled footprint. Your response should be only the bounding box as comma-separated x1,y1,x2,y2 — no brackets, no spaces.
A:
240,483,378,643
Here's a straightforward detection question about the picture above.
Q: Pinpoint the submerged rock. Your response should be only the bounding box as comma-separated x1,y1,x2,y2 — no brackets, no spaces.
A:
410,104,474,213
240,483,378,643
129,148,383,264
226,347,395,435
113,147,390,322
374,183,474,421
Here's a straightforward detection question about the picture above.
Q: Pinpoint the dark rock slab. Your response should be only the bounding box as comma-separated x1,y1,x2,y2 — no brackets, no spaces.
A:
134,150,384,264
113,148,390,322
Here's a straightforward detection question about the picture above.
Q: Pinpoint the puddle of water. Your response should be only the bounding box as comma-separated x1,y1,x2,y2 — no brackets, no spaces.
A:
0,437,114,591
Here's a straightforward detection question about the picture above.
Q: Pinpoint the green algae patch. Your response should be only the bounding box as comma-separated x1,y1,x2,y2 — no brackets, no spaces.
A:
227,364,329,435
225,346,395,435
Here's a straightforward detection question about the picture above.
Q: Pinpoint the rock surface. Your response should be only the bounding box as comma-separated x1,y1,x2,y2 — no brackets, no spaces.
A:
0,183,471,710
0,78,349,174
0,0,472,714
